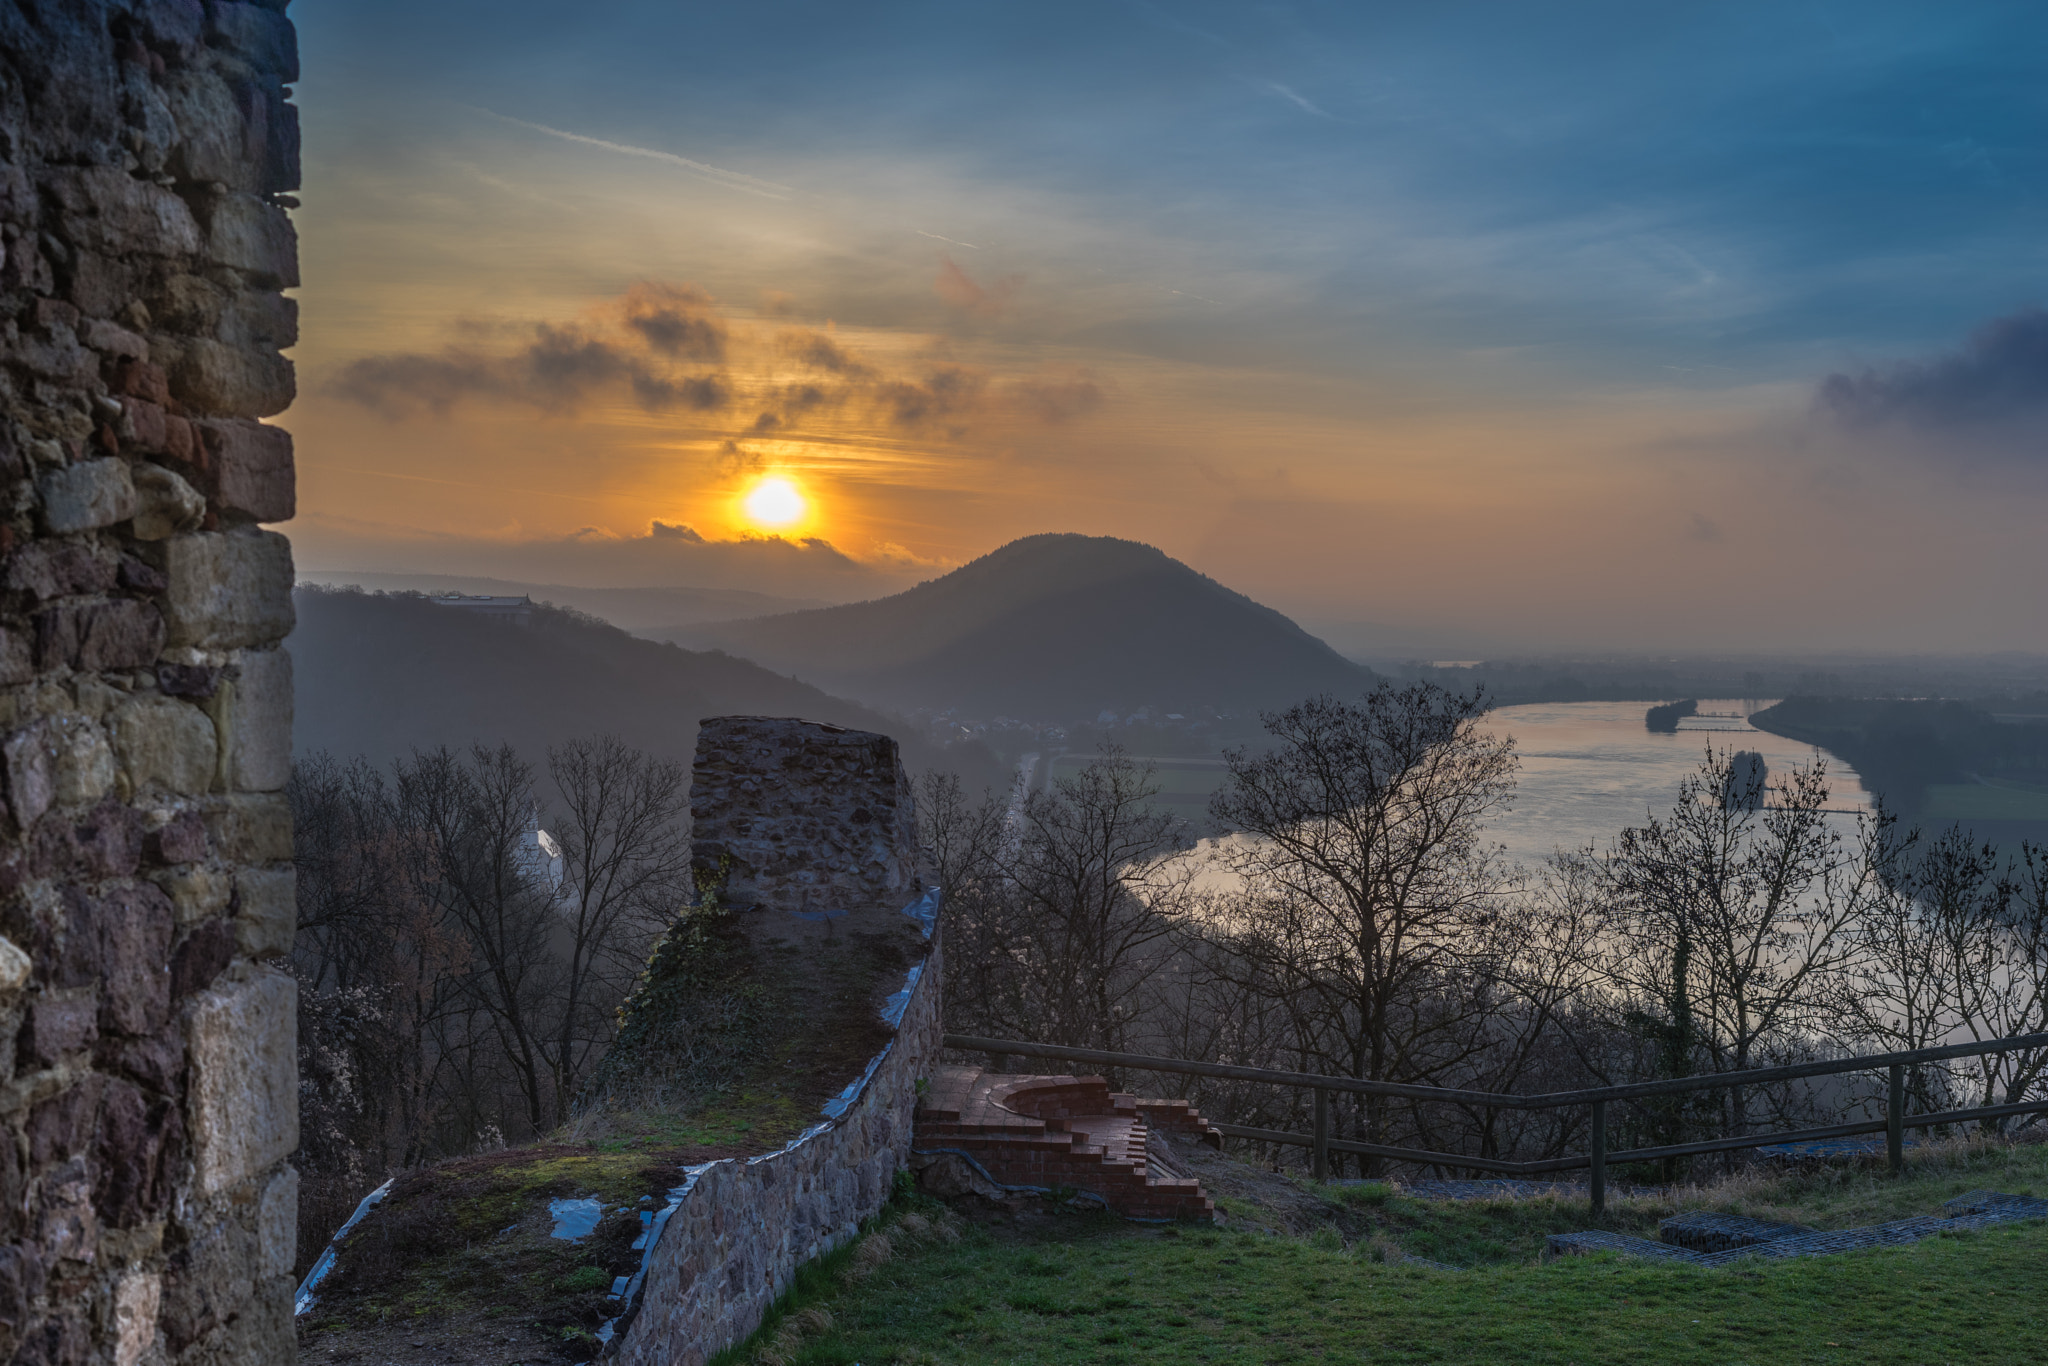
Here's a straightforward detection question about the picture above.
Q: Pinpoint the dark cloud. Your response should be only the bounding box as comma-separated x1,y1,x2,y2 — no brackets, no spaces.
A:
330,285,732,418
326,353,504,416
880,363,988,428
779,328,873,377
650,521,705,543
330,281,1110,441
621,282,726,359
631,372,729,411
1817,308,2048,446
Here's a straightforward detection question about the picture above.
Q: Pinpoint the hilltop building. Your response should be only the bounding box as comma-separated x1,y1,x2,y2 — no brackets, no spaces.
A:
430,593,535,625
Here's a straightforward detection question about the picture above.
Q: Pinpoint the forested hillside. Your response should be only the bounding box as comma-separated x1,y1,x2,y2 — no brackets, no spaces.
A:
668,534,1374,721
290,587,1003,789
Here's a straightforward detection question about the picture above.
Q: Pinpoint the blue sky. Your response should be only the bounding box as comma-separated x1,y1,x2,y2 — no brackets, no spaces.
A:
287,1,2048,651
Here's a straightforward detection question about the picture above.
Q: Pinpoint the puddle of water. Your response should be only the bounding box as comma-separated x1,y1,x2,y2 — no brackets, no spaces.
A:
549,1197,604,1241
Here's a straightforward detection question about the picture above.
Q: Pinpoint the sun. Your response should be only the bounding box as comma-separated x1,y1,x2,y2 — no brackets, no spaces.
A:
740,475,807,530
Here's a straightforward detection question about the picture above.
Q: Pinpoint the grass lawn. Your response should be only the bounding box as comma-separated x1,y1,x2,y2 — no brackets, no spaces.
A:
721,1140,2048,1366
728,1208,2046,1366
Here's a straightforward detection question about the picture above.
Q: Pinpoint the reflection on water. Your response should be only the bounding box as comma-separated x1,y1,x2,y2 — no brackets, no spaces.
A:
1480,699,1871,868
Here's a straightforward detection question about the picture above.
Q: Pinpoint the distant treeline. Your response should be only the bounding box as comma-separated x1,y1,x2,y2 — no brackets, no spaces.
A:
1751,697,2048,840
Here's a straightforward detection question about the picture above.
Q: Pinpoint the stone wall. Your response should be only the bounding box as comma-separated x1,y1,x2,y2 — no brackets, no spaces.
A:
0,4,300,1363
689,716,919,913
613,920,941,1366
611,718,939,1365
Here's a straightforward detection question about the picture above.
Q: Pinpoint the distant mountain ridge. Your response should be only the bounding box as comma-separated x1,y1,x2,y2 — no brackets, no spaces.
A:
290,588,1003,789
666,533,1374,720
293,570,824,631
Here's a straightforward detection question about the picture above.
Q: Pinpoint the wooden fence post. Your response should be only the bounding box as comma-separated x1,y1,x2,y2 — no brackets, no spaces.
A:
1590,1100,1607,1218
1887,1063,1905,1175
1312,1088,1331,1181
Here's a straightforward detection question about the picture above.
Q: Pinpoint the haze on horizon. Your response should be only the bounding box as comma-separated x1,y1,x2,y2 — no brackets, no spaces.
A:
287,0,2048,655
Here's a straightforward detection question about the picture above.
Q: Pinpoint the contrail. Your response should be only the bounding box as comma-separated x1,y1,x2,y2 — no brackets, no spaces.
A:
466,107,796,199
916,230,982,250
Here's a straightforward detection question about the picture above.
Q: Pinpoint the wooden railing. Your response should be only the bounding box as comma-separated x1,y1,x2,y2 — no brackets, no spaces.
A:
943,1032,2048,1214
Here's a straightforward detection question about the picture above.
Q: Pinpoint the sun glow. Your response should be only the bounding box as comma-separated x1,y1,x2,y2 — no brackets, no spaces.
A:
741,475,808,529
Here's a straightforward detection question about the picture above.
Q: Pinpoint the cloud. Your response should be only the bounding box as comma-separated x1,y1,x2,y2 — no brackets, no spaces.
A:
621,282,726,359
1816,308,2048,458
331,294,732,419
1686,512,1722,542
878,363,988,429
468,108,795,199
779,328,874,377
1257,81,1337,120
331,281,1111,448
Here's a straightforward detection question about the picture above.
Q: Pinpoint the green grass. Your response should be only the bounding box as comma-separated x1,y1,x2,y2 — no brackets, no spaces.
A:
720,1141,2048,1365
730,1208,2048,1365
1922,781,2048,821
575,1090,815,1154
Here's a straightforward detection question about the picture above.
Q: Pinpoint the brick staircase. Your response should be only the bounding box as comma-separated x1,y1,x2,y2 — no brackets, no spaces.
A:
914,1065,1219,1220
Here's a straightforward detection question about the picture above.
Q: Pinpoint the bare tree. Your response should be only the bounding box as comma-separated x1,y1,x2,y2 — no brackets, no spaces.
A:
547,736,692,1115
1206,683,1519,1156
1597,747,1866,1137
937,750,1196,1065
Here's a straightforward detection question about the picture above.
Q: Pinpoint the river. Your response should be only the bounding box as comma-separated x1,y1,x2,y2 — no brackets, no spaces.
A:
1477,698,1871,868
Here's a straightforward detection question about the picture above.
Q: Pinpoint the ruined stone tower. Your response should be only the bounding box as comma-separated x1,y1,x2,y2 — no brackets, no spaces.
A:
0,2,301,1361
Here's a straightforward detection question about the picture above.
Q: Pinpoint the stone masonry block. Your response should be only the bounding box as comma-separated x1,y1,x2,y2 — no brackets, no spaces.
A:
131,463,206,540
3,722,56,829
33,600,167,672
202,793,292,862
257,1166,298,1278
109,695,218,796
37,458,137,533
233,865,294,958
165,336,296,417
152,865,232,926
188,970,298,1194
208,2,300,83
161,529,294,650
47,166,203,259
0,630,30,686
200,193,299,287
223,648,291,791
113,1270,160,1366
50,716,116,806
5,541,118,601
194,419,294,523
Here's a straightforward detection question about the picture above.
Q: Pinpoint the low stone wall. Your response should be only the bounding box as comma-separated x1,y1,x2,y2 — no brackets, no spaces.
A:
612,923,943,1365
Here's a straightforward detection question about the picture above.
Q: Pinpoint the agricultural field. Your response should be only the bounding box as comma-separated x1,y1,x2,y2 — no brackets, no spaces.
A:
1921,780,2048,823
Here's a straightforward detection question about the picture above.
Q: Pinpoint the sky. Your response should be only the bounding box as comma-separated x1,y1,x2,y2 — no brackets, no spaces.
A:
284,0,2048,654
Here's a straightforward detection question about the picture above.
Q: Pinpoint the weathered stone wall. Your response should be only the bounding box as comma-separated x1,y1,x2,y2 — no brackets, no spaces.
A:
0,3,300,1363
613,924,941,1366
690,716,919,913
612,718,939,1364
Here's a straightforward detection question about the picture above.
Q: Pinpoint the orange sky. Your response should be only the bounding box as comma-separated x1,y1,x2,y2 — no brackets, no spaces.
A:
280,40,2048,655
